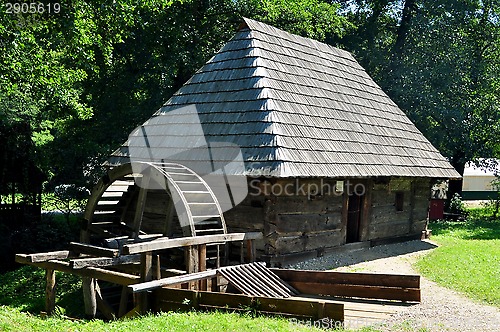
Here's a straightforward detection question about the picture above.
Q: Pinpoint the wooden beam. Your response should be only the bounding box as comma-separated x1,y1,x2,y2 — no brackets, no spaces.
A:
70,242,119,258
154,287,344,322
287,281,421,302
271,269,420,289
122,232,263,255
129,270,217,293
18,251,70,263
18,259,140,285
70,254,141,269
45,269,56,315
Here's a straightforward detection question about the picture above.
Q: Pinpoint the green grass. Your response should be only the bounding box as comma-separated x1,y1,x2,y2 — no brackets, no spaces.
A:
0,267,330,331
415,211,500,307
0,306,330,332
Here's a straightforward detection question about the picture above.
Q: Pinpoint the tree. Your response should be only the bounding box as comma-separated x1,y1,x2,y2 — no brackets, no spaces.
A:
339,0,500,199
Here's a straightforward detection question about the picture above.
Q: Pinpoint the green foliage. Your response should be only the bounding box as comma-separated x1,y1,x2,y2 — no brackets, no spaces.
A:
0,266,83,316
447,193,467,215
241,0,352,41
11,213,80,254
416,215,500,307
340,0,500,175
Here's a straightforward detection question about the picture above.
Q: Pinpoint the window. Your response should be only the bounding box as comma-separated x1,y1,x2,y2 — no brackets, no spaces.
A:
395,192,404,211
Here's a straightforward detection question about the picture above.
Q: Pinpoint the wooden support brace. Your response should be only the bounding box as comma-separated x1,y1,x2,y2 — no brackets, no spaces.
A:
95,282,116,320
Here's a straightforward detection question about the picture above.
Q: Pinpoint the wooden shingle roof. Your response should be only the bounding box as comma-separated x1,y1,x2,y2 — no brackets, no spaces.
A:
108,18,460,179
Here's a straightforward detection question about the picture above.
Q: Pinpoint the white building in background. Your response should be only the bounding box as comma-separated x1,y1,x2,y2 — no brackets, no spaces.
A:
462,159,500,200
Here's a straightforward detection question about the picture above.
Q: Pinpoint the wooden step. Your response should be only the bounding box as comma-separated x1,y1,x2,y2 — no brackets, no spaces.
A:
193,220,220,226
195,228,225,234
191,215,221,219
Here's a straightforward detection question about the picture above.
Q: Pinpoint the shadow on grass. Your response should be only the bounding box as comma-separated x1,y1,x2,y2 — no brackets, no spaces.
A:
0,265,84,317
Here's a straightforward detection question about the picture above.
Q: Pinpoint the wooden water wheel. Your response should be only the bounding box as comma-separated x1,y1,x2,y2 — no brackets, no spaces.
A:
81,162,227,245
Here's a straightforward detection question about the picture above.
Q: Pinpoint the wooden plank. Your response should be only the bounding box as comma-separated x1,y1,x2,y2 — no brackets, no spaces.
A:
155,288,344,322
286,281,420,302
122,232,263,254
217,268,258,296
198,289,253,308
45,269,56,315
18,259,139,285
129,270,217,293
70,254,141,269
254,263,299,295
19,251,71,263
271,269,420,289
70,242,119,258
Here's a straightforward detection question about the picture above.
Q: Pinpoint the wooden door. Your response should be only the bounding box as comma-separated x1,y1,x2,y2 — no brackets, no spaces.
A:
346,194,364,243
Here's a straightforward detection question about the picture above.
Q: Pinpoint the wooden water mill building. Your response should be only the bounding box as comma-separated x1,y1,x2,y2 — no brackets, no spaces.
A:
96,18,459,265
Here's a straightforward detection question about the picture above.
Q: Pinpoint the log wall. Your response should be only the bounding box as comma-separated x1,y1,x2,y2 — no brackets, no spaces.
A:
369,178,431,240
126,177,432,261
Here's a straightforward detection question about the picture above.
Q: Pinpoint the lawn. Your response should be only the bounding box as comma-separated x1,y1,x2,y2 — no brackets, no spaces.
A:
0,267,332,332
415,210,500,307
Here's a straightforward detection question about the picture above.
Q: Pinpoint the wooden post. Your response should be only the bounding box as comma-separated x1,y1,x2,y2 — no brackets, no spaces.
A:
82,277,97,318
154,254,161,280
45,269,56,315
240,241,245,264
138,251,153,313
409,180,416,232
341,188,349,243
198,244,207,290
118,286,129,318
185,246,199,290
246,240,256,263
359,179,373,242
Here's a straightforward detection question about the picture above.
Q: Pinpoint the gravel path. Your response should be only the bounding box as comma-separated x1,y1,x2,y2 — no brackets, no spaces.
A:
287,240,500,331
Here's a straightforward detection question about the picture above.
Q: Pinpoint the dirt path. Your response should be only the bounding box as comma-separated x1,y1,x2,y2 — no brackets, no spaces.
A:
288,240,500,331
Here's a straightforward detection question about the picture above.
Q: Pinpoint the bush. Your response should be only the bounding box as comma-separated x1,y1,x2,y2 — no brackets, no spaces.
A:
447,193,467,217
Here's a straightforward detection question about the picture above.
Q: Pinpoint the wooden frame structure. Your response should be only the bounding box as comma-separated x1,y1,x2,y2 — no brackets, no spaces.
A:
16,232,262,318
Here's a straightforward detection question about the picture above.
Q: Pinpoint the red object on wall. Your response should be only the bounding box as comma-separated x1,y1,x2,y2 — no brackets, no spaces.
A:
429,199,445,220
